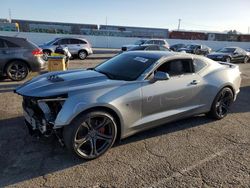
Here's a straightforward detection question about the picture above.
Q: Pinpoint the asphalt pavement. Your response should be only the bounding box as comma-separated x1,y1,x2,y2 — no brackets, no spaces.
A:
0,54,249,188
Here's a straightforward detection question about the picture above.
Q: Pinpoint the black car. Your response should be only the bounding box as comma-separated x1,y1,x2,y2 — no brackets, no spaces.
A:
178,44,212,55
0,36,45,81
123,44,170,52
170,43,186,51
207,47,249,63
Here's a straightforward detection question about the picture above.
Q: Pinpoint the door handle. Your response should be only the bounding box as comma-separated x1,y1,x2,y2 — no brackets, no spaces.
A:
190,80,200,85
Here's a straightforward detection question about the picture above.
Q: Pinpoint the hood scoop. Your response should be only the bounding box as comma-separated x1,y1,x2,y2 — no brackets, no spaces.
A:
47,74,64,82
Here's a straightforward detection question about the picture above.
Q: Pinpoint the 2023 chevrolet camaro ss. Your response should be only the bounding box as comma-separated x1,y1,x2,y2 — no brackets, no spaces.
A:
15,51,241,160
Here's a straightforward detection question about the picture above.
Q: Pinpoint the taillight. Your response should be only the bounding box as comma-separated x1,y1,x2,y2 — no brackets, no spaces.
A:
32,48,43,56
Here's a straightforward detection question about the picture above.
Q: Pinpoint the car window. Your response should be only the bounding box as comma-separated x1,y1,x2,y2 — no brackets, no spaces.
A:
59,39,69,45
0,39,5,48
4,40,20,48
193,58,207,72
69,39,79,44
159,46,169,51
145,40,154,44
78,39,87,44
157,40,165,45
156,59,194,76
145,46,159,50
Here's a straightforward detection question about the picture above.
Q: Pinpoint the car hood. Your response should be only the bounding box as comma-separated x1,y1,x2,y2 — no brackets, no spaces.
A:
208,52,231,56
15,69,124,97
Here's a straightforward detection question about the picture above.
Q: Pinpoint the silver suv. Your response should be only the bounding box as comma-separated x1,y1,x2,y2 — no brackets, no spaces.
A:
40,37,93,60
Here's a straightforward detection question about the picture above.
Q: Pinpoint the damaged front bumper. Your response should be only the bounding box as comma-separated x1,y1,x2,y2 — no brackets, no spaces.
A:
21,95,67,137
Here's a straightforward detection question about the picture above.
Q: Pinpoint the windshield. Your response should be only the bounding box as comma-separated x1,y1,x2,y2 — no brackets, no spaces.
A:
128,46,145,51
134,40,146,45
218,48,236,53
186,44,198,49
95,53,159,81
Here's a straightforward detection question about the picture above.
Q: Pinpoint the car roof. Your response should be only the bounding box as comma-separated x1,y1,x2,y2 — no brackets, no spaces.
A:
123,50,193,59
56,37,87,41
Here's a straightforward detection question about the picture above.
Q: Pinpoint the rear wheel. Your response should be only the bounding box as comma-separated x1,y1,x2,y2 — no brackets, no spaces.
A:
78,50,87,60
42,50,51,61
207,87,234,120
6,61,29,81
63,111,117,160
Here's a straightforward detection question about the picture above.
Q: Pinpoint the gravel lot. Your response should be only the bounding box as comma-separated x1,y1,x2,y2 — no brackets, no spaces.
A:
0,53,250,187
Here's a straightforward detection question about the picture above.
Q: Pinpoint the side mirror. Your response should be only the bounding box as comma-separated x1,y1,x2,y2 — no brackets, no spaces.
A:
150,71,170,83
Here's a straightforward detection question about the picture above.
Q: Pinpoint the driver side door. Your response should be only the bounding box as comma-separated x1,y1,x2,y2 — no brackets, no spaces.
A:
139,58,204,128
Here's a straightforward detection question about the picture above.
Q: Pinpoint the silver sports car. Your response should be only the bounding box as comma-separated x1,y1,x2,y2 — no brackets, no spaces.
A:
15,51,241,160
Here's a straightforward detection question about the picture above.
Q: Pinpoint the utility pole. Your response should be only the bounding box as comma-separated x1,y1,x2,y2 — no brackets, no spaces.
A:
8,8,12,23
178,19,181,30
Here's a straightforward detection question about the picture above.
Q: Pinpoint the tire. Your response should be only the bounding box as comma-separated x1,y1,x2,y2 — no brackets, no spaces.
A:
225,57,231,63
78,50,87,60
6,61,29,81
63,111,117,160
207,87,234,120
243,56,249,64
42,50,51,61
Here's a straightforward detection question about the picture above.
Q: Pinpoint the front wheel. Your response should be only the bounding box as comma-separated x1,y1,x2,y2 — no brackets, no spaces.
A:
243,56,249,64
207,87,234,120
225,57,231,63
78,50,87,60
63,111,117,160
6,61,29,81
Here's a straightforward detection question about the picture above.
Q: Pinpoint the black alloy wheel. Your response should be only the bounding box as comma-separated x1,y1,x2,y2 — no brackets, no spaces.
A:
63,111,117,160
207,87,234,120
6,61,29,81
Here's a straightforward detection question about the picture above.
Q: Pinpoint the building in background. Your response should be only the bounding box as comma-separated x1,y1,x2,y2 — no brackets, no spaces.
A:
1,18,250,42
99,25,169,38
11,19,98,34
0,19,18,31
169,30,207,40
207,32,228,41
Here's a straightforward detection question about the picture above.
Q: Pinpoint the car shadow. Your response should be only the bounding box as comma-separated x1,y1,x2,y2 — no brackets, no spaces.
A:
0,86,249,187
230,85,250,114
0,114,212,187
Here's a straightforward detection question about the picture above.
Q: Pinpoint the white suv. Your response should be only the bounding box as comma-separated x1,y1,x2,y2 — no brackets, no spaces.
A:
40,37,93,60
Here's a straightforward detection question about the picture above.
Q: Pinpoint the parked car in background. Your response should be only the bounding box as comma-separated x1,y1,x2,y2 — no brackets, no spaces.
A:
170,43,186,51
207,47,249,63
178,44,212,55
143,39,169,48
121,39,147,51
40,37,93,60
122,44,170,52
122,39,169,51
245,48,250,59
15,51,241,160
0,36,45,81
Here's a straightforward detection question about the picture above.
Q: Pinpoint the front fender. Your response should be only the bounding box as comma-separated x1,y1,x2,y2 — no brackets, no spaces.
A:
54,95,124,131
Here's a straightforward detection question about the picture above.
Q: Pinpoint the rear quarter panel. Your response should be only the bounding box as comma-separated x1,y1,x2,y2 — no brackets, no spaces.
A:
199,63,241,110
